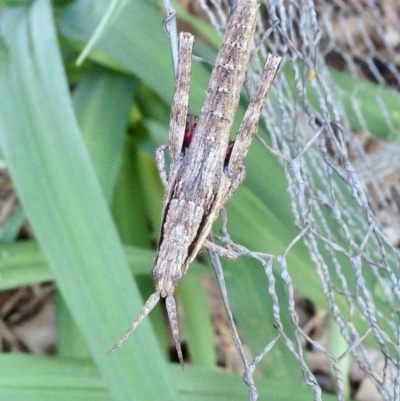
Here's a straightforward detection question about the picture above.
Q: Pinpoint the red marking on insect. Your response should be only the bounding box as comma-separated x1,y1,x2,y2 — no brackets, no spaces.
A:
183,114,198,149
224,139,235,166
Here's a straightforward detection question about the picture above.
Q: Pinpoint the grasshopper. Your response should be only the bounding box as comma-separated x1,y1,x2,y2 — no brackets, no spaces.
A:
109,0,281,367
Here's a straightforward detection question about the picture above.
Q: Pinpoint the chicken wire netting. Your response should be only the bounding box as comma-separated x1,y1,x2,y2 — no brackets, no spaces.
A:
167,0,400,400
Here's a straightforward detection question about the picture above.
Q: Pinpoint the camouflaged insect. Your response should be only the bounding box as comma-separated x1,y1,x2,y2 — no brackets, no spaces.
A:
109,0,281,367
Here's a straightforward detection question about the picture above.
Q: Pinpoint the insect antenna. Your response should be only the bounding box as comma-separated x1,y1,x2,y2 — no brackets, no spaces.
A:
108,292,161,355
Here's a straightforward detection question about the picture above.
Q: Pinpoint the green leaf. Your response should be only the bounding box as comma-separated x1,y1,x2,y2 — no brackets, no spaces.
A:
72,64,136,201
330,68,400,139
0,1,177,401
0,241,53,290
0,354,341,401
179,271,216,368
111,138,152,247
58,0,210,108
75,0,130,66
0,202,25,243
284,63,400,140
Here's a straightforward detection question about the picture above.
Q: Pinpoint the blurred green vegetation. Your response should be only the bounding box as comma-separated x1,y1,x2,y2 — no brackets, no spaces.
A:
0,0,398,400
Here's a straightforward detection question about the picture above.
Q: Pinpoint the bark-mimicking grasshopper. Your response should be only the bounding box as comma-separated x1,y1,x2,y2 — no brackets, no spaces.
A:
109,0,282,367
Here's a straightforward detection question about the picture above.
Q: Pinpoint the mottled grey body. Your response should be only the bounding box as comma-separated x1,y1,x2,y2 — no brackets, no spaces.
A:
109,0,281,367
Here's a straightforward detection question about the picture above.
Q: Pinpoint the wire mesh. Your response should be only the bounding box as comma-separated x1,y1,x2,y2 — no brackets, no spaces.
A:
164,0,400,400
